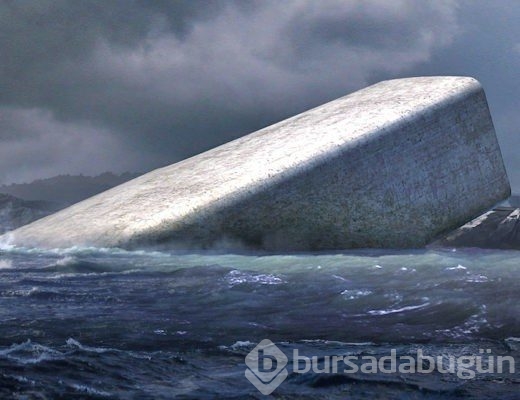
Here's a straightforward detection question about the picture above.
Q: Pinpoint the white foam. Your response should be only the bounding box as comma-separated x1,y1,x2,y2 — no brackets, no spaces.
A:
0,339,65,364
219,340,255,351
300,339,375,346
225,270,284,286
3,286,39,297
54,256,76,266
71,384,111,397
367,302,430,316
0,232,15,250
66,337,112,354
446,264,467,271
340,289,372,300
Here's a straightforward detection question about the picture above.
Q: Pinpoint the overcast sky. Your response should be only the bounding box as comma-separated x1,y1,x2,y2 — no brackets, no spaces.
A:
1,0,519,192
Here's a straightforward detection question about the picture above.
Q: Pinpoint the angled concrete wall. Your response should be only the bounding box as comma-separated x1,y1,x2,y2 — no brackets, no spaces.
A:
2,76,510,250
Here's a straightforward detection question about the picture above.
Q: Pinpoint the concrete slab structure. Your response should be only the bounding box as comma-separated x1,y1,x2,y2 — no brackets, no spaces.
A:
2,76,510,250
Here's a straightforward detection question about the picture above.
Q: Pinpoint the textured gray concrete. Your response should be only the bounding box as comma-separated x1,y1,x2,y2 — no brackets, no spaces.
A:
1,76,511,250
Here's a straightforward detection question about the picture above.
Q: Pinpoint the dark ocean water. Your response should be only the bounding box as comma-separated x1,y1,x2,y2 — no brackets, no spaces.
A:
0,245,518,399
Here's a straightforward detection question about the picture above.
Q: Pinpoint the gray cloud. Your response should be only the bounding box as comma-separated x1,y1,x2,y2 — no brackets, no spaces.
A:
0,107,140,183
2,0,518,194
378,0,520,189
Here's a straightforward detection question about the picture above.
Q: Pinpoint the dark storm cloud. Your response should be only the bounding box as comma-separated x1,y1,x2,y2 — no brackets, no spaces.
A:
4,0,517,192
0,0,229,110
285,2,454,55
374,0,520,189
0,107,128,181
0,0,255,181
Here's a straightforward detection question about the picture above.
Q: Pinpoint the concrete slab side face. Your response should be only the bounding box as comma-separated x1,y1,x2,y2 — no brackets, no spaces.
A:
2,76,510,250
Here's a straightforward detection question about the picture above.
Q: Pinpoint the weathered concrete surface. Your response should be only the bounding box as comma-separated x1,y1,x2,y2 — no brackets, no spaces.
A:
1,76,510,250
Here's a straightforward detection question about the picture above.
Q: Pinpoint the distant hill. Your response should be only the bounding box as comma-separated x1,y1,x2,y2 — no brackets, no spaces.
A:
0,194,61,234
0,172,140,205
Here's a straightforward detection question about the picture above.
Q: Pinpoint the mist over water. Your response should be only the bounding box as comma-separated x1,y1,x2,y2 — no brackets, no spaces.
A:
0,245,518,399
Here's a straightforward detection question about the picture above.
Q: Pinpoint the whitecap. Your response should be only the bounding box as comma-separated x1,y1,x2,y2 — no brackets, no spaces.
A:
466,274,488,283
340,289,372,300
70,383,111,397
219,340,254,350
54,256,76,266
435,305,488,338
0,339,65,364
0,232,15,250
300,339,374,346
66,337,112,353
5,374,35,385
3,286,39,297
225,270,284,286
332,274,350,282
230,340,254,349
65,338,153,360
367,302,430,316
505,337,520,350
446,264,467,271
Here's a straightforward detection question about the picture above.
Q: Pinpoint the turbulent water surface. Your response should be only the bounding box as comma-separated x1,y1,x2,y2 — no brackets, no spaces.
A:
0,245,518,399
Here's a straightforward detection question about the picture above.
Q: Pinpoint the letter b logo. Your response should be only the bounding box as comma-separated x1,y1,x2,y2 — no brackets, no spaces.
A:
245,339,288,395
258,348,278,372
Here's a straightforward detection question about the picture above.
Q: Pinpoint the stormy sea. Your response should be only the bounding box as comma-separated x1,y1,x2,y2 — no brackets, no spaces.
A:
0,244,518,399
